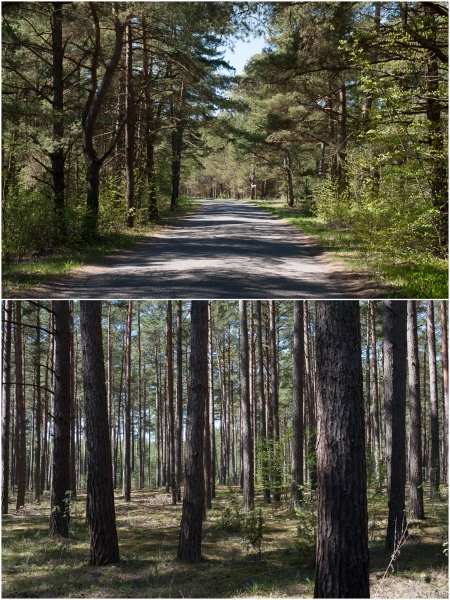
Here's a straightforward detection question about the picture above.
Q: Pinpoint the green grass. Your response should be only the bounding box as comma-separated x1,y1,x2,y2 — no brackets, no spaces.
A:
2,197,198,298
247,199,448,299
2,483,448,598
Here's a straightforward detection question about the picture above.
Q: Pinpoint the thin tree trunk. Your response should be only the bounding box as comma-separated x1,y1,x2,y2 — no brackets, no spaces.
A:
167,301,176,504
370,300,382,487
427,301,440,500
176,301,183,501
2,301,12,514
240,301,254,511
15,301,26,511
125,19,134,228
440,301,448,483
33,304,41,502
407,301,425,520
291,301,304,507
123,301,132,502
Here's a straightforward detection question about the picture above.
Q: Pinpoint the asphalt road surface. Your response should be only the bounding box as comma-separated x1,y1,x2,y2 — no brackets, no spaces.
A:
34,200,375,299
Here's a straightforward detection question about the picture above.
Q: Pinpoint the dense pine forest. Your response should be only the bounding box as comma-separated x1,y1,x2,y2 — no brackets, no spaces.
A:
2,2,448,297
2,300,448,597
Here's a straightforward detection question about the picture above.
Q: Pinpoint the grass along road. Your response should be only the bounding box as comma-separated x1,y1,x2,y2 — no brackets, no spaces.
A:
15,200,382,299
248,199,448,299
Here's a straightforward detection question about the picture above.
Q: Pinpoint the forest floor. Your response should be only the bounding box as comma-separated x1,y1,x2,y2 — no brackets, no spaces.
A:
248,199,448,299
2,483,448,598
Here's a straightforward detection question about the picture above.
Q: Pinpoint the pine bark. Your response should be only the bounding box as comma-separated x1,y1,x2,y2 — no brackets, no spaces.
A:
166,301,176,504
383,300,408,552
123,301,132,502
176,301,183,501
427,301,440,499
257,301,270,504
291,301,304,507
440,301,448,482
2,301,12,514
240,301,254,510
125,19,134,228
33,304,41,502
80,301,120,565
407,301,425,520
177,301,208,562
49,301,71,537
314,301,369,599
15,301,26,511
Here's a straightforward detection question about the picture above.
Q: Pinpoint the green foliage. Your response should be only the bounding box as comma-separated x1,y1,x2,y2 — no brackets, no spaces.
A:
242,508,264,559
218,500,243,533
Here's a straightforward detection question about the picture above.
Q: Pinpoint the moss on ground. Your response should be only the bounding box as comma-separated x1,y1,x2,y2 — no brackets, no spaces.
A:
2,484,448,598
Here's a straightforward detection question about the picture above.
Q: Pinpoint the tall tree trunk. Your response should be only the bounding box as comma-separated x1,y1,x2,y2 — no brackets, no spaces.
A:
208,302,216,499
383,300,408,552
2,301,12,514
177,301,208,562
142,16,158,221
15,301,26,511
440,301,448,483
138,303,144,490
125,19,134,228
304,301,317,489
33,304,41,503
407,301,425,520
291,301,304,507
314,301,369,599
427,301,440,500
166,301,176,504
240,301,254,511
370,300,382,487
80,301,120,565
81,4,126,238
69,302,76,496
269,301,281,502
49,301,71,537
176,301,183,501
123,301,132,502
257,301,270,504
51,2,66,238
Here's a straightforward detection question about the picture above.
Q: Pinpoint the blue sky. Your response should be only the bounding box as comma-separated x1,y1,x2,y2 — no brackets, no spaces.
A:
222,36,267,75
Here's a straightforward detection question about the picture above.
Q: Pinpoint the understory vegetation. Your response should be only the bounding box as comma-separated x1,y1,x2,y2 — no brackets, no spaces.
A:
1,196,196,297
2,484,448,599
246,199,448,299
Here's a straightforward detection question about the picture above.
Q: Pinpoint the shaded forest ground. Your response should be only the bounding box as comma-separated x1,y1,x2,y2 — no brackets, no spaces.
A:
2,483,448,598
2,197,198,298
247,199,448,299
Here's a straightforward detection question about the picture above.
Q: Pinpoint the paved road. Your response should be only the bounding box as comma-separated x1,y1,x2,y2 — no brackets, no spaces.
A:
34,200,374,299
